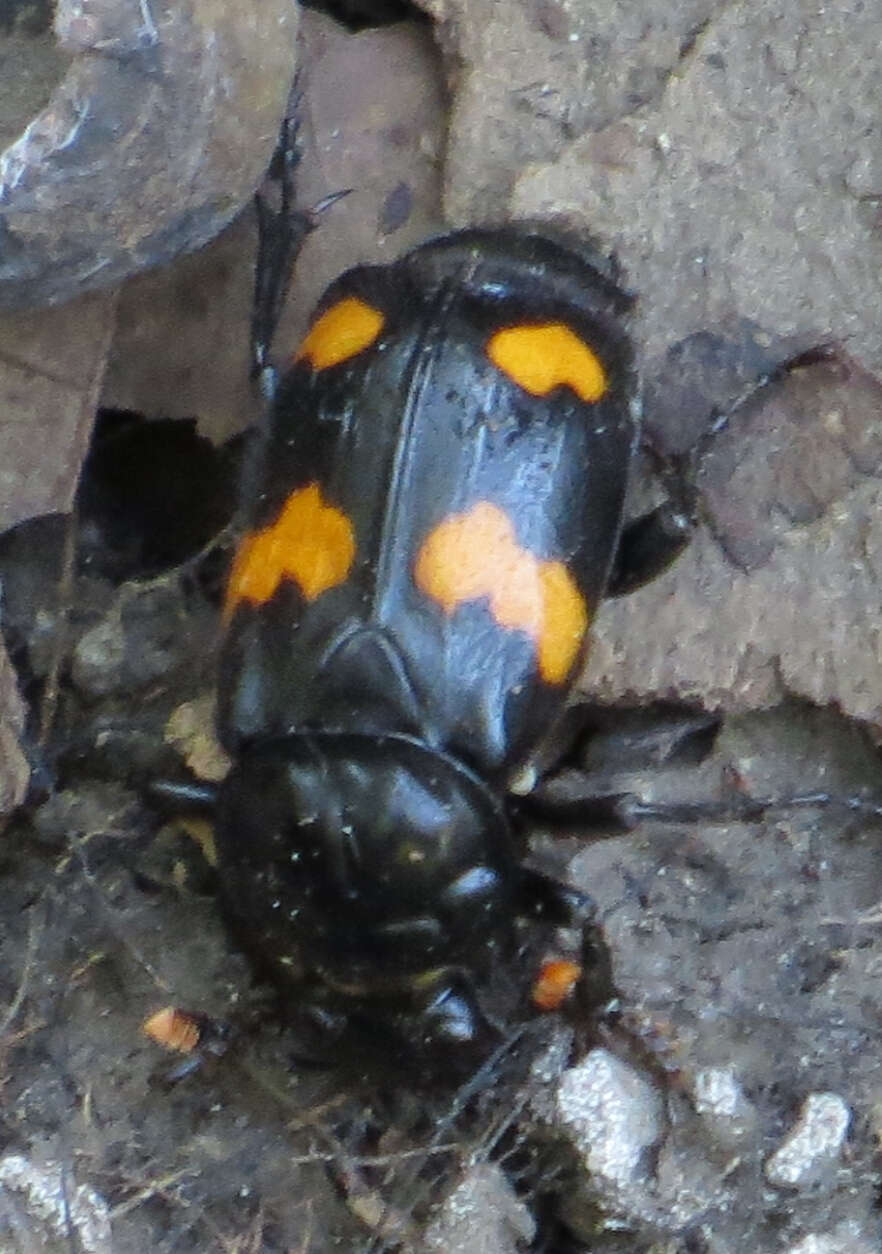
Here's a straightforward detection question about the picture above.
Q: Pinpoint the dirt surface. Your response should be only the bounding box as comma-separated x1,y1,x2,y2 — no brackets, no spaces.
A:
4,511,882,1253
3,4,882,1254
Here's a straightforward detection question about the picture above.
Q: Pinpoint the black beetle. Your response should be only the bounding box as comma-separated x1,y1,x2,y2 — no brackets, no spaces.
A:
206,224,695,1058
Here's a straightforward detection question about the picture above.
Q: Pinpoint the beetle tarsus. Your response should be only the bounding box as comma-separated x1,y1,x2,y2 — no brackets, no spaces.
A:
250,102,351,379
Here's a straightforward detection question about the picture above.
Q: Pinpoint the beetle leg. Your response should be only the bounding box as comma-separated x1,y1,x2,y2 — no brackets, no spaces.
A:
518,869,620,1016
515,703,865,832
597,791,882,825
609,346,838,598
515,787,648,832
606,432,700,597
250,89,350,383
145,775,220,814
579,917,619,1014
250,87,304,380
605,497,694,596
516,703,722,797
517,865,595,923
519,782,882,831
420,975,495,1048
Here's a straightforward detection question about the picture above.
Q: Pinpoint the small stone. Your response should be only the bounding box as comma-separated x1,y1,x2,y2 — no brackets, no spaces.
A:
784,1220,878,1254
693,1068,742,1118
691,1067,757,1143
71,616,127,697
164,696,231,782
423,1164,535,1254
555,1048,664,1187
0,1154,111,1252
765,1092,851,1188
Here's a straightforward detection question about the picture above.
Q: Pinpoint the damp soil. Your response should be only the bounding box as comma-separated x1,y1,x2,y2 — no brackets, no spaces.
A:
2,412,882,1253
0,415,571,1253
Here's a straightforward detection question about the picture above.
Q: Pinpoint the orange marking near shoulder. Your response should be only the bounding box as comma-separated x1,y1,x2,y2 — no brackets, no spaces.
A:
487,323,607,401
414,502,589,684
295,296,385,370
225,483,355,618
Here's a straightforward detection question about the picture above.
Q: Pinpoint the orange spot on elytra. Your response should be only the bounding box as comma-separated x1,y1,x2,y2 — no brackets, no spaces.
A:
225,483,355,618
414,502,589,684
487,323,607,402
536,563,592,687
295,296,385,370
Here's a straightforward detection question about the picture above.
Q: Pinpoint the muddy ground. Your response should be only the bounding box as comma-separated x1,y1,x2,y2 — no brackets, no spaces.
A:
3,2,882,1252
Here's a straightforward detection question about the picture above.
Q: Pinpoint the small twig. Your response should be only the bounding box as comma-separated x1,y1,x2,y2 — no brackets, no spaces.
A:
0,903,43,1038
287,1143,459,1168
108,1168,198,1220
37,511,78,749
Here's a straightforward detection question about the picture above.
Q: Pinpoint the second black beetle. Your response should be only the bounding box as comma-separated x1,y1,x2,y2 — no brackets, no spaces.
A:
211,225,692,1056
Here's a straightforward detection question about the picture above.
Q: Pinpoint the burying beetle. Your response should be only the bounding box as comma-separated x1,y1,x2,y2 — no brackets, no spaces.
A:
144,117,854,1072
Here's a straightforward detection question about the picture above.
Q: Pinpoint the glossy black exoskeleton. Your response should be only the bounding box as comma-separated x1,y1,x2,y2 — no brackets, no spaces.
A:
209,223,696,1061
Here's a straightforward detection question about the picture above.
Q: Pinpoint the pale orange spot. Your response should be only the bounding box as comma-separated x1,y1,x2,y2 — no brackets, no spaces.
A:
532,959,582,1012
487,323,607,402
414,502,590,684
225,483,355,618
416,503,513,613
537,562,590,688
143,1007,202,1054
294,296,385,370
